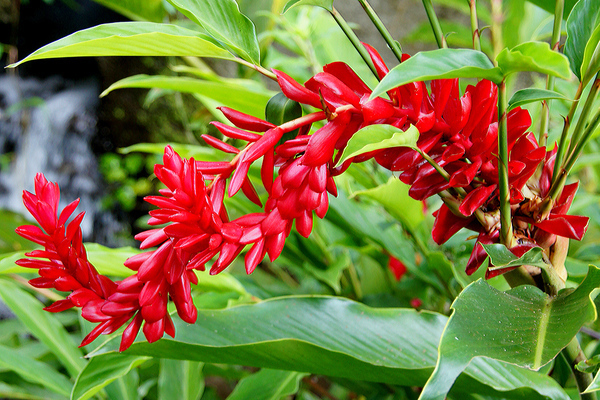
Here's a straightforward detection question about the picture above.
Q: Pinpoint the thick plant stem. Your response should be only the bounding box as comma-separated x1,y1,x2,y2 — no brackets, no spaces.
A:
538,0,564,147
562,337,597,400
422,0,447,48
497,80,514,248
357,0,403,62
469,0,481,51
330,7,380,79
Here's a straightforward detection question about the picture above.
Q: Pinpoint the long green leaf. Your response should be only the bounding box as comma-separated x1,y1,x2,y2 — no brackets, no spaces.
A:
581,23,600,86
526,0,577,17
227,369,307,400
0,344,72,396
282,0,334,13
0,279,85,377
88,296,568,399
166,0,260,64
104,369,139,400
158,359,204,400
9,22,234,68
337,124,419,166
564,0,600,81
71,354,150,400
419,266,600,400
496,41,572,79
508,88,571,110
91,0,164,22
370,49,502,99
101,75,274,118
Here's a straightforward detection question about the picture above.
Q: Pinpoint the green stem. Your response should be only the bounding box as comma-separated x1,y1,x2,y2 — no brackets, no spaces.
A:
565,76,600,164
469,0,481,51
503,267,536,287
497,80,514,248
330,7,380,79
357,0,403,62
490,0,504,60
234,58,278,81
562,105,600,180
422,0,447,48
562,337,597,400
538,0,564,147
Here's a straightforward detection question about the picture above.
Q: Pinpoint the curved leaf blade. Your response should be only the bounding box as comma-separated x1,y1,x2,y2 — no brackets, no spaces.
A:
564,0,600,80
370,49,502,99
9,22,234,68
166,0,260,64
419,266,600,400
88,296,568,399
337,124,419,166
158,359,204,400
508,88,570,110
496,41,572,79
282,0,334,13
71,354,150,400
92,0,164,22
227,369,307,400
581,23,600,85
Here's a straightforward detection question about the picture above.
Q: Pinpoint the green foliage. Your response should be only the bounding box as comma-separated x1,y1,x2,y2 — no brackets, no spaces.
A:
564,0,600,82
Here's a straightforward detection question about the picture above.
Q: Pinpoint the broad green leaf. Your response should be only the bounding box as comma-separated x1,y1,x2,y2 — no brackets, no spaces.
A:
89,296,569,399
92,0,164,22
158,359,204,400
167,0,260,64
194,269,248,296
419,266,600,400
581,23,600,86
227,369,307,400
0,209,36,254
282,0,334,13
337,124,419,166
0,251,30,274
564,0,600,81
71,354,150,400
526,0,577,17
481,243,550,270
101,75,274,119
9,22,234,68
85,244,139,277
0,344,72,396
104,369,139,400
352,177,424,231
0,382,67,400
496,41,572,79
508,88,571,110
370,49,502,99
0,279,85,377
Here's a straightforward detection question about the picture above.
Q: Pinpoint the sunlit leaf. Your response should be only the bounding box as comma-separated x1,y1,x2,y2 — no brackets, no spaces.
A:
9,22,235,68
166,0,260,63
282,0,334,13
337,124,419,166
227,369,307,400
496,41,571,79
508,88,571,110
91,0,164,22
419,266,600,400
564,0,600,81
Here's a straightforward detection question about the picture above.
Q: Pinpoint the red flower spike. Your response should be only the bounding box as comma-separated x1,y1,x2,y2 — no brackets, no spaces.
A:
272,69,323,109
217,107,275,132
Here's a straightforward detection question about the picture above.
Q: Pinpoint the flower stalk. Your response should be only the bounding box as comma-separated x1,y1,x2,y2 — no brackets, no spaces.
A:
422,0,447,48
469,0,481,51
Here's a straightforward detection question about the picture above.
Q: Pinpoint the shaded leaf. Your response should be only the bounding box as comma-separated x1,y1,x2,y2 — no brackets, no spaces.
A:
71,354,150,400
89,296,569,399
91,0,164,22
167,0,260,63
9,22,234,68
337,124,419,166
158,359,204,400
564,0,600,81
265,93,303,146
581,23,600,86
227,369,307,400
85,244,139,277
0,279,85,378
0,343,72,396
282,0,334,13
496,41,572,79
419,266,600,400
104,369,139,400
508,88,570,110
481,243,550,271
371,49,502,99
526,0,577,17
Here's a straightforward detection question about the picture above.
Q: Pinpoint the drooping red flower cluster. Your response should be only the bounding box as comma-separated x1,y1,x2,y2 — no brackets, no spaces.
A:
16,44,588,350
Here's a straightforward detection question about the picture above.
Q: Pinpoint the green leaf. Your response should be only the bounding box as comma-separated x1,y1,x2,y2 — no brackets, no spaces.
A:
581,23,600,86
0,344,72,396
370,49,502,99
564,0,600,81
104,369,139,400
194,269,248,296
352,177,424,231
526,0,578,17
508,88,571,110
496,41,572,79
9,22,234,68
0,279,86,378
337,124,419,166
71,354,150,400
166,0,260,64
158,359,204,400
91,0,164,22
282,0,334,13
85,244,139,277
89,296,569,399
481,243,550,271
227,369,307,400
265,92,303,146
419,266,600,400
101,75,274,119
